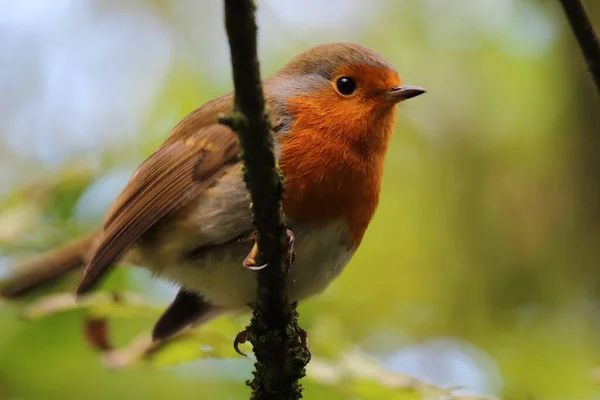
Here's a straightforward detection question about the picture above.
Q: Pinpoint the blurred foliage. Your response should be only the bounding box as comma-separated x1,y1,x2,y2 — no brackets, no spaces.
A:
1,0,600,399
7,291,493,399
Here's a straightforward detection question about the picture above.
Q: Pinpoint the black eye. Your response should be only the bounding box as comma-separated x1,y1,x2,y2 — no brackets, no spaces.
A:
336,77,356,95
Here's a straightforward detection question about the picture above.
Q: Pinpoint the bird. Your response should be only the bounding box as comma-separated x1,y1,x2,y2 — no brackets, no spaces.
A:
1,43,425,343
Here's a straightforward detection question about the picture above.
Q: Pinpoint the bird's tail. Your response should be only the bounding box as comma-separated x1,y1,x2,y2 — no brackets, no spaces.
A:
1,233,99,298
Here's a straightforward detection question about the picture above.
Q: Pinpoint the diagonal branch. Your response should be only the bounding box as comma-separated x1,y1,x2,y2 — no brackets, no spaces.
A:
219,1,309,399
559,0,600,95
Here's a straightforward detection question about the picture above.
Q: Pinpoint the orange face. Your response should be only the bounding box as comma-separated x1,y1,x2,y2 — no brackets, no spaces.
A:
277,63,413,248
329,64,402,106
287,64,403,153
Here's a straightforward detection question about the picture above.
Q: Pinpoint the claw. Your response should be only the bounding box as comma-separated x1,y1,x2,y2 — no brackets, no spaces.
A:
233,328,309,360
243,242,266,270
246,263,268,271
233,329,248,357
242,229,296,270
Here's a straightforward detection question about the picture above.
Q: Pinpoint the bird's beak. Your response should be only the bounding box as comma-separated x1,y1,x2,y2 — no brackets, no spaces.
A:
386,85,426,103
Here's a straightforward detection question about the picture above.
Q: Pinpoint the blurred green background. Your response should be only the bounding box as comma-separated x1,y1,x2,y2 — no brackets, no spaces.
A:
1,0,600,399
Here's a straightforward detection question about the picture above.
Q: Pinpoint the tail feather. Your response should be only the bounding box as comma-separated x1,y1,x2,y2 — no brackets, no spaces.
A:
1,233,98,298
152,289,222,341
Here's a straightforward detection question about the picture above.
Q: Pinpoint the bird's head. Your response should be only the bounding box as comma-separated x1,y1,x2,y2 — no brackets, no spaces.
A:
265,43,425,245
267,42,425,152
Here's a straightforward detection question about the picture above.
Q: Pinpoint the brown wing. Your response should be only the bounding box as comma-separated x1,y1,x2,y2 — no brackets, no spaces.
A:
77,124,240,294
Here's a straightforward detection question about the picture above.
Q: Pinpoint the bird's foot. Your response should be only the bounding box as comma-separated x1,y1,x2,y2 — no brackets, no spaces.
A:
232,326,311,361
233,329,249,357
241,229,295,270
242,241,264,270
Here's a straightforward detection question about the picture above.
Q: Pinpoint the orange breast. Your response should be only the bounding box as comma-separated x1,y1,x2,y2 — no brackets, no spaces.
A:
278,90,397,249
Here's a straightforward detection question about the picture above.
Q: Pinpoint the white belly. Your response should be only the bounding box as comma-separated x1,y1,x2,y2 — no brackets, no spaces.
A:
140,220,354,309
133,165,355,309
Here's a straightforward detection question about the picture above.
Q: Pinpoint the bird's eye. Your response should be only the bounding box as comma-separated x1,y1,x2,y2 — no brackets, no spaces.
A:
335,77,356,96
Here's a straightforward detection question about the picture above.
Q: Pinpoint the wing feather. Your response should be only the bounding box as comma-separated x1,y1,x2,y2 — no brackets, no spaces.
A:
77,124,239,294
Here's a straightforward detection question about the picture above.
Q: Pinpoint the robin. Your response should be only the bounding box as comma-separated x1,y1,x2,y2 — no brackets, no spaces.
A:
1,43,425,342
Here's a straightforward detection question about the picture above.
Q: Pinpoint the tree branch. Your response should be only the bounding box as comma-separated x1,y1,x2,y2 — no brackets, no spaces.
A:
219,1,309,399
559,0,600,95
